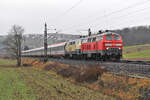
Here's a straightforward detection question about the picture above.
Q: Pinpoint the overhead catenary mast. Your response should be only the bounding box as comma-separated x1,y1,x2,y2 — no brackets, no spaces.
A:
44,23,48,62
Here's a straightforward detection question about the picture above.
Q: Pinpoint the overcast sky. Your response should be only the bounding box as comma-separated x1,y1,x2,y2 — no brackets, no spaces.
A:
1,0,150,35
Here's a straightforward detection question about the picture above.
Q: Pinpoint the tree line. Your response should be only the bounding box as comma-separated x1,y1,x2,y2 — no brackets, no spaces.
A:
114,26,150,46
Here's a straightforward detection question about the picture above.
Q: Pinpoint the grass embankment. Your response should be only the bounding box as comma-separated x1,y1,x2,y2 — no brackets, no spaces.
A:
1,58,150,100
123,44,150,60
23,58,150,100
0,58,114,100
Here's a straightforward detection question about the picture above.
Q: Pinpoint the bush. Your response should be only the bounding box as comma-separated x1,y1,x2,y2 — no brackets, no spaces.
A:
43,62,107,83
75,65,107,83
44,63,62,72
57,65,81,78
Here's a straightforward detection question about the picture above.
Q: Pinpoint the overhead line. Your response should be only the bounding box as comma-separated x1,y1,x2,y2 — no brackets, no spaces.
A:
109,14,150,30
54,0,83,21
60,0,83,17
62,0,150,31
91,0,150,22
93,6,150,28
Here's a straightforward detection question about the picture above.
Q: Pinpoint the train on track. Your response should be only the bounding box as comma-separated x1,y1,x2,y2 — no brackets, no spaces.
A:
22,31,123,60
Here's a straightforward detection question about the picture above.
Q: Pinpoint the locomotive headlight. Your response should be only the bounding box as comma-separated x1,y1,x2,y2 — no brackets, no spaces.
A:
105,43,112,46
115,43,122,46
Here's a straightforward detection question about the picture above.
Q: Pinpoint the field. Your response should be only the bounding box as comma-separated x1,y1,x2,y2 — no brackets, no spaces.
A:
0,58,16,66
1,57,150,100
123,44,150,60
0,58,114,100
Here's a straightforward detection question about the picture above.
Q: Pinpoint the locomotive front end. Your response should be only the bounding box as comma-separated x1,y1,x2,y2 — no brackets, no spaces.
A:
103,33,123,60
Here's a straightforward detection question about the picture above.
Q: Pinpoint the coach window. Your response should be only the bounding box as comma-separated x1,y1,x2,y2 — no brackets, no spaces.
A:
76,41,80,44
54,47,56,51
57,47,59,50
69,42,72,45
106,34,112,40
60,46,61,50
61,46,63,50
63,46,64,50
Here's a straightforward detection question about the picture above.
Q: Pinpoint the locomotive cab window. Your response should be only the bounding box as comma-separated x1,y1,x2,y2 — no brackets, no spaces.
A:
88,38,92,42
72,41,75,45
114,34,120,40
82,39,87,43
106,34,112,40
96,35,103,41
69,42,72,45
92,37,96,42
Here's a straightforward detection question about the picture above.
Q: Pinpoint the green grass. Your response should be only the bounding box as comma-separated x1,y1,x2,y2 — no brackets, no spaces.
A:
123,44,150,50
0,58,16,66
0,67,36,100
124,49,150,58
0,59,115,100
123,44,150,59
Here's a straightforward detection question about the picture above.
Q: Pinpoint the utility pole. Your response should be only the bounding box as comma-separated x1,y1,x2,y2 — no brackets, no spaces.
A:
88,28,91,36
44,23,48,62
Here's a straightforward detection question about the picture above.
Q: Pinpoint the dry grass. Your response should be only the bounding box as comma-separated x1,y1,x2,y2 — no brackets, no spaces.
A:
22,58,107,83
0,58,115,100
22,58,150,100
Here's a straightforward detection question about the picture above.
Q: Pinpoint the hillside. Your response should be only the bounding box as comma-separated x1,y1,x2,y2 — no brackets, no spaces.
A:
123,44,150,60
23,33,80,49
114,26,150,46
0,36,5,49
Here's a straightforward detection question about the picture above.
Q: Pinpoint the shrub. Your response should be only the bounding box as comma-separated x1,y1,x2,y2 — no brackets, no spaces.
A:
57,65,81,78
75,65,107,83
44,63,61,72
43,61,107,83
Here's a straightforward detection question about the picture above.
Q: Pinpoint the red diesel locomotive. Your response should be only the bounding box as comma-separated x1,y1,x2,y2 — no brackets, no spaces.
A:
81,32,123,60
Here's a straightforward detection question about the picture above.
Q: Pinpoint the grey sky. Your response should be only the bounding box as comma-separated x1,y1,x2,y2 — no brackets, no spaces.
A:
1,0,150,35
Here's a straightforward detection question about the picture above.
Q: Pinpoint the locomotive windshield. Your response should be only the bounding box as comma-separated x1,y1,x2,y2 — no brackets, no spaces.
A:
114,34,120,40
106,34,112,40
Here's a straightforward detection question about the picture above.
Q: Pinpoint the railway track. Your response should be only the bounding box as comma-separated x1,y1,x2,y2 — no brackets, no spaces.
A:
120,60,150,65
49,58,150,78
24,57,150,78
44,57,150,65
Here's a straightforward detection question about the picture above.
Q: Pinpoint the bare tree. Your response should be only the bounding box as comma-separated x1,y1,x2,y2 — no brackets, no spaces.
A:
3,25,24,66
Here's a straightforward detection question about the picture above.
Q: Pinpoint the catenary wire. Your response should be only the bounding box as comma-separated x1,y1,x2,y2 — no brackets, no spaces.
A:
62,0,150,32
